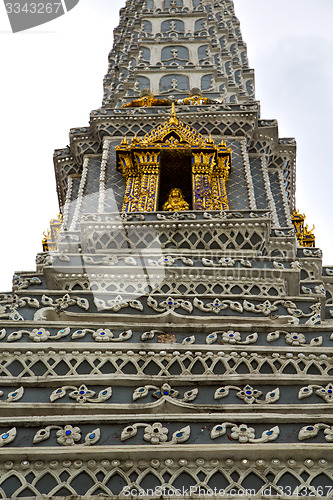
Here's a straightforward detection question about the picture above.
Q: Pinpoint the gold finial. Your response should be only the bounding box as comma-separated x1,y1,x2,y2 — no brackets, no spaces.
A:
207,133,214,145
304,224,315,235
291,208,305,219
169,103,178,126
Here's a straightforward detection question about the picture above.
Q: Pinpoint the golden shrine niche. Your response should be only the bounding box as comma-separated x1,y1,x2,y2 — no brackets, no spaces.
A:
116,105,232,212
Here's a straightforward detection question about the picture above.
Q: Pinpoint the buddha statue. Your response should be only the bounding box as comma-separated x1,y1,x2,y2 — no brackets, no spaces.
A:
162,188,190,211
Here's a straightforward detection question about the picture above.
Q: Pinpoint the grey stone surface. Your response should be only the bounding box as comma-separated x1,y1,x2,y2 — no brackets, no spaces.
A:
1,0,333,499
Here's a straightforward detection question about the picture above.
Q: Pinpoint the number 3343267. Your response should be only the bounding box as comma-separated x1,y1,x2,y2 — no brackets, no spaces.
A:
5,3,62,14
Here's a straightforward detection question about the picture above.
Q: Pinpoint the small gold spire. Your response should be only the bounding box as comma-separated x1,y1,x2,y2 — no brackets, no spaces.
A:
131,134,139,145
169,102,178,126
207,133,214,144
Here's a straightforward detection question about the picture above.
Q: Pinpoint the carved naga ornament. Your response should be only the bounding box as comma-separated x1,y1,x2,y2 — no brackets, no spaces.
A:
116,105,232,212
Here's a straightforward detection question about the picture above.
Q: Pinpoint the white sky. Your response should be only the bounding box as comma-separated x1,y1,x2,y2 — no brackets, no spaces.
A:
0,0,332,292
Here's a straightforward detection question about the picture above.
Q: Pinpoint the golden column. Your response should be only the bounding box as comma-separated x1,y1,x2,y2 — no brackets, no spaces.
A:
211,143,231,210
192,151,216,210
118,152,141,213
133,151,160,212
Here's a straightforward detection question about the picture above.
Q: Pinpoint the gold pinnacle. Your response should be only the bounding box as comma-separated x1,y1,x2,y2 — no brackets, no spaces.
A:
169,102,178,125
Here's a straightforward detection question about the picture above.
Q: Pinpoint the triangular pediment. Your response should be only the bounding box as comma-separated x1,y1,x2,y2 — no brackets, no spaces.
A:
135,110,213,149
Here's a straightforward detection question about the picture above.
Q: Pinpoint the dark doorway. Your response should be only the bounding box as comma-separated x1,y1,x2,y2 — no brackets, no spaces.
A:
158,148,192,210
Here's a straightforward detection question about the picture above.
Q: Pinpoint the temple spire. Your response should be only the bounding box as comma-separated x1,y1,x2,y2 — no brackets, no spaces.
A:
103,0,255,107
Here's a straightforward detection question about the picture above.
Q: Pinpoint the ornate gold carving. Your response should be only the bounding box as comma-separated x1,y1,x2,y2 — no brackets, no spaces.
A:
291,209,316,247
210,175,229,210
138,173,158,212
135,105,211,148
118,152,136,179
192,152,216,174
42,213,63,252
133,152,159,175
176,88,223,106
302,224,316,247
116,106,232,213
162,188,190,211
192,147,231,210
122,90,171,108
193,175,212,210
